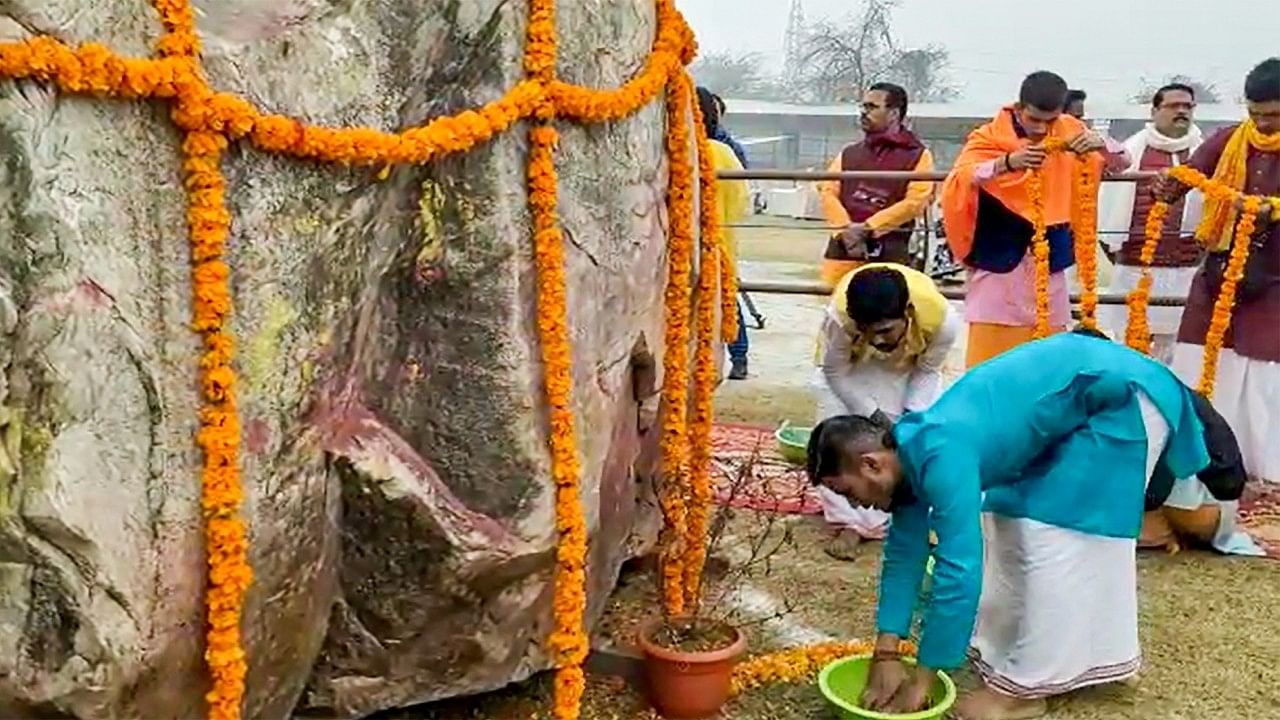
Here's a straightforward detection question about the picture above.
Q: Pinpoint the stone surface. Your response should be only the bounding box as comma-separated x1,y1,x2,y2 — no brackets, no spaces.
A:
0,1,694,717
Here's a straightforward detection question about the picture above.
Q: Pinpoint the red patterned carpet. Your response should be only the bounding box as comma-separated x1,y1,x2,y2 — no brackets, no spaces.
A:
712,422,1280,559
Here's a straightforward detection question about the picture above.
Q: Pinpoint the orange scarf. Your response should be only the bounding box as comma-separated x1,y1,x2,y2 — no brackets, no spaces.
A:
941,106,1102,262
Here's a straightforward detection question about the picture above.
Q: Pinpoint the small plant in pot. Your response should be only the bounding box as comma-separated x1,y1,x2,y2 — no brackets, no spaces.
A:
639,445,797,719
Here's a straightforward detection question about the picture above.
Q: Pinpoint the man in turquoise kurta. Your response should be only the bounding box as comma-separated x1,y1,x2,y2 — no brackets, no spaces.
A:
805,332,1245,720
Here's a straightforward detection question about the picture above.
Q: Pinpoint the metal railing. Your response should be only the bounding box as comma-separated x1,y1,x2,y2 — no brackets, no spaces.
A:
738,280,1189,307
718,169,1160,182
716,167,1189,307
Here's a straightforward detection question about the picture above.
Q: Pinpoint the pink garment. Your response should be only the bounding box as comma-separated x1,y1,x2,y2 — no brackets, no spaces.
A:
965,256,1071,327
963,135,1123,327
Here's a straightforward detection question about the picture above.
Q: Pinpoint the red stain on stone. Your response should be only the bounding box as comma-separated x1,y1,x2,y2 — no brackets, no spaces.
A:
77,277,115,308
244,417,271,455
414,263,444,286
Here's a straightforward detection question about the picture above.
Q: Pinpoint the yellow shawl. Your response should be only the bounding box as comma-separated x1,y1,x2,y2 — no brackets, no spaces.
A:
1197,119,1280,251
817,263,948,368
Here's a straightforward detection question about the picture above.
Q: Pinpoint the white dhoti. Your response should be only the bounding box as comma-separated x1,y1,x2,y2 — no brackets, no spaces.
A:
969,392,1168,698
811,364,904,539
1097,265,1197,364
1171,343,1280,484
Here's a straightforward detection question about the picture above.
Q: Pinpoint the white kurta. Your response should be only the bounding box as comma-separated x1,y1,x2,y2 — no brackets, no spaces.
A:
1171,343,1280,484
969,392,1168,698
1098,264,1198,364
812,303,962,538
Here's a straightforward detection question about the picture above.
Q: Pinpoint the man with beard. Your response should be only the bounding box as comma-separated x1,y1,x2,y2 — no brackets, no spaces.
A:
1157,57,1280,489
811,263,961,557
806,330,1246,719
1099,82,1204,364
818,83,935,286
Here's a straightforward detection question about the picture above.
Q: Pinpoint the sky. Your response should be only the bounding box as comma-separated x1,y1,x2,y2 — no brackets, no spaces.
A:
676,0,1276,104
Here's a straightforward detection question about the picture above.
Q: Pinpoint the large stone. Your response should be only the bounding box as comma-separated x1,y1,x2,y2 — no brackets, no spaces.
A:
0,0,696,717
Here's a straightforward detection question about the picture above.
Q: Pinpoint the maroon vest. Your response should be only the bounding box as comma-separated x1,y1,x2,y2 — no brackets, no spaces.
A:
1118,146,1200,267
824,132,925,264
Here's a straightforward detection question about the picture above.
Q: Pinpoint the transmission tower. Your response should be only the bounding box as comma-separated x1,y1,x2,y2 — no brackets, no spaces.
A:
782,0,805,86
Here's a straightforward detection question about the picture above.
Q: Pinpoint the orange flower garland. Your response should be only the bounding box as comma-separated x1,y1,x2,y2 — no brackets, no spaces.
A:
184,128,253,720
1026,169,1053,339
522,2,590,718
689,93,738,346
656,69,696,617
1123,201,1171,354
1071,161,1102,329
1196,197,1261,399
1162,165,1275,398
682,81,722,609
0,0,753,716
729,640,917,694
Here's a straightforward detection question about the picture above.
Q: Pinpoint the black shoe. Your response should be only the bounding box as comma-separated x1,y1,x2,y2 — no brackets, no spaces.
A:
728,358,748,380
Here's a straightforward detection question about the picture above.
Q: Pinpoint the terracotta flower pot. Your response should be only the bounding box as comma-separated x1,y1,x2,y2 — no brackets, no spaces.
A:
638,617,747,719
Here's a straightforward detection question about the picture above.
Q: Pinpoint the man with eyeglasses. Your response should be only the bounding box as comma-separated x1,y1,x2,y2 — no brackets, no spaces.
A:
1098,83,1205,365
817,83,936,286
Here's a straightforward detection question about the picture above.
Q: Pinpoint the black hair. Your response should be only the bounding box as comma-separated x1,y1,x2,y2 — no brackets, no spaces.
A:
1152,82,1196,108
1066,88,1087,105
1146,391,1246,510
695,85,720,138
1019,71,1069,112
1070,324,1110,341
713,93,727,116
1244,58,1280,104
868,81,909,119
845,267,909,326
805,413,896,486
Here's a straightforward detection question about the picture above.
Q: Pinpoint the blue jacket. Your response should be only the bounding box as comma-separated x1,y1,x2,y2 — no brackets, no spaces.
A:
876,334,1209,670
713,127,749,168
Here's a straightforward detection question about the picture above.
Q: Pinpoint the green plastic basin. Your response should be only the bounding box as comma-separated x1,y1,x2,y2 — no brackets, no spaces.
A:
817,655,956,720
775,424,811,465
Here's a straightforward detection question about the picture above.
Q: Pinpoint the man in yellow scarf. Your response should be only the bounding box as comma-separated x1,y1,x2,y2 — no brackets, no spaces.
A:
1154,58,1280,528
813,263,960,558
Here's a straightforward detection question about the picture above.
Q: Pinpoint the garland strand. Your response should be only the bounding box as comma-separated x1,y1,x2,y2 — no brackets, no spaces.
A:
521,2,590,718
682,78,721,610
1197,196,1261,399
1071,160,1102,328
1123,201,1170,353
182,129,252,720
729,640,916,695
1027,168,1053,339
656,69,696,617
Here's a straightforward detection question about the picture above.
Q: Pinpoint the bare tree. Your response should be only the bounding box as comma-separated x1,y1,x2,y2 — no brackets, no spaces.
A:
790,0,955,104
888,47,958,103
1132,74,1223,104
690,51,779,99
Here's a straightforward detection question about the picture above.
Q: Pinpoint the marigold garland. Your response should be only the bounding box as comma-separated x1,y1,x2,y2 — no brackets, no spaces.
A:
1197,197,1261,399
681,78,721,610
1070,160,1102,329
1160,165,1276,399
1124,201,1170,354
0,0,754,716
729,640,916,695
182,128,252,720
1026,169,1053,339
656,69,696,618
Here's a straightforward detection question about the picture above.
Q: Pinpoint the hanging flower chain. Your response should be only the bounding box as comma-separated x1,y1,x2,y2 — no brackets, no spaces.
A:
1071,160,1102,328
0,0,740,718
1124,201,1171,354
